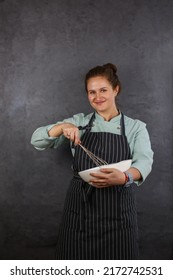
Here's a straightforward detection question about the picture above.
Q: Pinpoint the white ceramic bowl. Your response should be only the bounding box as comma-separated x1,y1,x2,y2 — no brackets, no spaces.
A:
78,159,132,183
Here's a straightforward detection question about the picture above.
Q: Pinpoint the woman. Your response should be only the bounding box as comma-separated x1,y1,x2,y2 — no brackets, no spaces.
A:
31,63,153,260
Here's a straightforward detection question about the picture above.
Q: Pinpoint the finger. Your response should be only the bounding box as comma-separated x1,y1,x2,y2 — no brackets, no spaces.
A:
75,139,81,145
90,172,108,179
63,128,71,138
99,168,115,173
90,178,107,185
74,130,81,145
69,130,75,142
90,182,107,188
65,133,70,139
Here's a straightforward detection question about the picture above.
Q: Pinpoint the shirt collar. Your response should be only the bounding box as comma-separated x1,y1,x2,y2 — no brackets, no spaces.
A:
95,111,122,123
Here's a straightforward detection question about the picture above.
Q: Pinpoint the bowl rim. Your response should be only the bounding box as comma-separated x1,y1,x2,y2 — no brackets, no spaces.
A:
78,159,132,174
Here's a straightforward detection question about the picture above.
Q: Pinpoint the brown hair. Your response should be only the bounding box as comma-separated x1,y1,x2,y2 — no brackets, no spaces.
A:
85,63,121,93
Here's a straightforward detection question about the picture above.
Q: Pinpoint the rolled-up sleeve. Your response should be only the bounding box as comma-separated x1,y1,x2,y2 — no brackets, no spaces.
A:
130,122,154,185
30,113,86,150
30,123,67,150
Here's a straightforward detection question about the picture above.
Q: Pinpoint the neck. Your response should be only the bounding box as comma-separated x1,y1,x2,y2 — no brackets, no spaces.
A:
97,108,119,121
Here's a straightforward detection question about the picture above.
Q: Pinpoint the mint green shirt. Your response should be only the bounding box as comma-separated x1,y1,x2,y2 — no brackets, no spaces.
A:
31,112,154,185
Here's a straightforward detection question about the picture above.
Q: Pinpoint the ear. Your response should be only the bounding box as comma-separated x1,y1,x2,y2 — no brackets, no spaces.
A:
114,85,119,96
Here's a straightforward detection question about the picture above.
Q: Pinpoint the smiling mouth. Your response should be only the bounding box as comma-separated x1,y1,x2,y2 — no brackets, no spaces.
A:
94,101,105,105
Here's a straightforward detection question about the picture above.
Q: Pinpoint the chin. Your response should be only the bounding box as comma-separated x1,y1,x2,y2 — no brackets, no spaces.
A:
93,105,107,111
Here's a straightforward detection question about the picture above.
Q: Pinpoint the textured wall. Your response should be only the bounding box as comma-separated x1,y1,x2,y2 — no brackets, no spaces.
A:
0,0,173,259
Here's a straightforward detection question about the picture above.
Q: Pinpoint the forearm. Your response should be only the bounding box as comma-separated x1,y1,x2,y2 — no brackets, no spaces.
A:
31,113,85,150
48,123,65,137
31,122,81,150
48,122,81,145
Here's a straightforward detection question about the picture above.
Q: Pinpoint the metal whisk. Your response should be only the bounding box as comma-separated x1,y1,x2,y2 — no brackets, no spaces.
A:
79,144,108,167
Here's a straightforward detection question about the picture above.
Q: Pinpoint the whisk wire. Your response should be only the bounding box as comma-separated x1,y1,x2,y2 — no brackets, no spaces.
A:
79,144,108,166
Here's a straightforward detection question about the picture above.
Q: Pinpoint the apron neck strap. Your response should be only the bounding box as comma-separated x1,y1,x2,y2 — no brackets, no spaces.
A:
78,112,95,132
120,113,126,136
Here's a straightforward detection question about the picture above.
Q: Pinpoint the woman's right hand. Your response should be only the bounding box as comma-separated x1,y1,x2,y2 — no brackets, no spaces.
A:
62,123,81,145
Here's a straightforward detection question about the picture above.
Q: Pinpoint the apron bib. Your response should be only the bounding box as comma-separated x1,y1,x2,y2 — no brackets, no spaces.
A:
56,113,139,259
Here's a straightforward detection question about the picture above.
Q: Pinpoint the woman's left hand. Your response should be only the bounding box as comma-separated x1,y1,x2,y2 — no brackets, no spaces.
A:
89,168,126,188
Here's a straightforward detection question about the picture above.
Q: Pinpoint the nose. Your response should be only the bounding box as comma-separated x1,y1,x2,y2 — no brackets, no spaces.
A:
95,91,102,100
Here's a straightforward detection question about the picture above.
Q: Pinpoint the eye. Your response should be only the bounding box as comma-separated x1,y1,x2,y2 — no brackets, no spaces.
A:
101,89,107,93
88,91,95,95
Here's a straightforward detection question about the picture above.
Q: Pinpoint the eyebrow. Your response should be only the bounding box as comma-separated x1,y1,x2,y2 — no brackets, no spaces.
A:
88,87,108,92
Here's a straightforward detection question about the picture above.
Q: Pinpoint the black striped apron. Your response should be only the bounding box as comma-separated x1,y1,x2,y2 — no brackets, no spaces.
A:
56,112,139,260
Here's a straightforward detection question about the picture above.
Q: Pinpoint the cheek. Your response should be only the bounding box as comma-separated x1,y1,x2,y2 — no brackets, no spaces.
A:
88,95,94,103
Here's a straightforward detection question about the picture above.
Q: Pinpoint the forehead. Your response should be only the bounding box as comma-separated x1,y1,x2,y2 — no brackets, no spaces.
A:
87,76,111,90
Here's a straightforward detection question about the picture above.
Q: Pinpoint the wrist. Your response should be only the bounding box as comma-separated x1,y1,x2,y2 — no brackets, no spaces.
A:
123,172,129,185
123,171,134,187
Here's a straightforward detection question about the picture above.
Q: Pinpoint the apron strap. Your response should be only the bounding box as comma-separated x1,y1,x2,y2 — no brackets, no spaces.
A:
73,178,94,231
120,113,126,136
78,112,95,132
71,112,95,149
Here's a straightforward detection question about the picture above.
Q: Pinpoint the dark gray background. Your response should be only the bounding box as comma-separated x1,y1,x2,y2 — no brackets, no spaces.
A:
0,0,172,260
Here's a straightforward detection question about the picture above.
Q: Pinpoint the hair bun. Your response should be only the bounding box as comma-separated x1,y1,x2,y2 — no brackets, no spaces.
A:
103,63,117,74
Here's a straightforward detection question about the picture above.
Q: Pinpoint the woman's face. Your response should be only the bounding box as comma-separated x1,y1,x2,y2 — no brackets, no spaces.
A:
87,76,118,114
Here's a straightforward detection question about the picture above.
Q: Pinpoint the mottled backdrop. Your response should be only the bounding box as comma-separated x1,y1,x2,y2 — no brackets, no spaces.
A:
0,0,173,259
